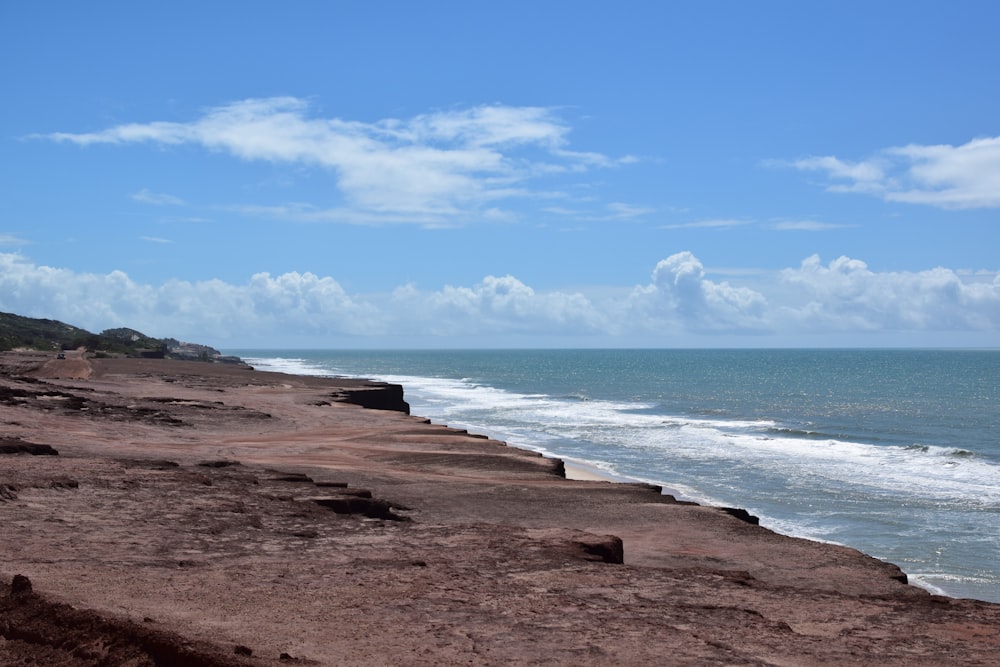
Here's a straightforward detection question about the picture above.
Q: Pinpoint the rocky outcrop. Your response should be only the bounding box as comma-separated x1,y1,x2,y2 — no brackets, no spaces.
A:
525,528,626,564
0,575,256,667
329,383,410,414
0,437,59,456
308,495,409,521
720,506,760,525
162,339,248,365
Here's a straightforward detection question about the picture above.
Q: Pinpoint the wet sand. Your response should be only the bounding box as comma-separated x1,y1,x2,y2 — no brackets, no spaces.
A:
2,352,1000,665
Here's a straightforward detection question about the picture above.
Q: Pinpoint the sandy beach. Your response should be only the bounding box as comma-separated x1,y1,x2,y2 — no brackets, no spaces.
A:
2,352,1000,665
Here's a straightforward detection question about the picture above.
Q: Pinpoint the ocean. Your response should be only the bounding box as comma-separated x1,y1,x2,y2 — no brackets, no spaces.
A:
231,349,1000,603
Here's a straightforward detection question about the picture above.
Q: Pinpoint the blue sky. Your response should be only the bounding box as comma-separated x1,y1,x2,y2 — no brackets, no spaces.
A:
2,1,998,348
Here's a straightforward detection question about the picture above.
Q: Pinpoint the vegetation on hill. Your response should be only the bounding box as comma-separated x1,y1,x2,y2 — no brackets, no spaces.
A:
0,312,98,353
0,312,239,363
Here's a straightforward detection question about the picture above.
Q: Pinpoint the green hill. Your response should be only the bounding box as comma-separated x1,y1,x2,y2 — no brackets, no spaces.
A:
0,312,97,352
0,312,240,363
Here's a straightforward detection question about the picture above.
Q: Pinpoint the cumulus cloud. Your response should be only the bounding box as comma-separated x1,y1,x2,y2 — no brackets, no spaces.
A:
0,253,382,340
390,275,606,336
788,135,1000,209
1,252,996,345
626,252,769,333
777,255,1000,331
39,98,634,225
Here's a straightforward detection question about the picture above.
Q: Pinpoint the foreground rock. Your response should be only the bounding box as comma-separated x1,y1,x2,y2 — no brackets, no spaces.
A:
1,574,255,667
1,352,999,665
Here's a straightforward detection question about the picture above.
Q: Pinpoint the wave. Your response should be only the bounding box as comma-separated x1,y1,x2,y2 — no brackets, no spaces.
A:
766,426,880,442
906,444,978,458
244,354,1000,505
238,351,1000,604
359,370,1000,505
908,572,1000,603
244,356,337,377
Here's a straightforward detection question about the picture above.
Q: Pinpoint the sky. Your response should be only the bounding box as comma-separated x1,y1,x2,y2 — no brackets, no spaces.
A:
1,1,998,348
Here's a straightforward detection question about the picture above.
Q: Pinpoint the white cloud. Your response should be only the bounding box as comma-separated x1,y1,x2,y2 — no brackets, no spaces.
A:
41,98,631,226
884,137,1000,208
225,203,445,228
541,206,579,216
778,255,1000,331
769,220,853,232
0,234,30,246
0,253,381,340
132,188,185,206
605,202,654,219
139,236,173,244
160,216,213,224
403,105,569,148
659,219,752,230
1,252,996,345
788,135,1000,209
791,156,887,194
539,202,654,222
625,252,769,333
390,275,606,336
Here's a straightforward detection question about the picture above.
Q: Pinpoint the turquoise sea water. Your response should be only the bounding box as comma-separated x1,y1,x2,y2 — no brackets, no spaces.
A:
231,349,1000,603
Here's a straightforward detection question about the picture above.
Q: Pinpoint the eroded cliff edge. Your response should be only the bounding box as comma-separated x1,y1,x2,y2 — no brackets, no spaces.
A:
2,353,999,666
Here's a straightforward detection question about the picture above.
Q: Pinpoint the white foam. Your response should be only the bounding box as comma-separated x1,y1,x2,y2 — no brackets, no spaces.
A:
907,573,1000,603
239,352,1000,603
243,356,337,377
258,359,1000,507
249,359,997,506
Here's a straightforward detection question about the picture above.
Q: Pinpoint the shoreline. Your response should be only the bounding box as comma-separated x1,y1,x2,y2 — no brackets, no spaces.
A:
3,353,1000,665
258,353,985,603
562,457,679,492
403,418,954,600
562,458,620,482
239,354,690,493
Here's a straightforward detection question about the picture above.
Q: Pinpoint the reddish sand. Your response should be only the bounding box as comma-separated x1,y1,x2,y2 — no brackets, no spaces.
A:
2,352,999,665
